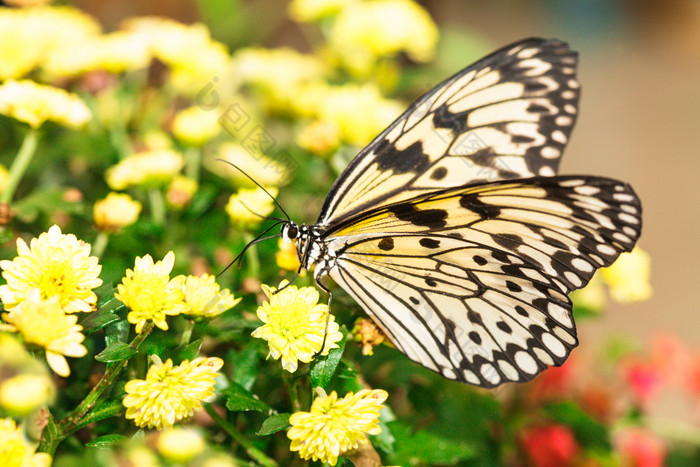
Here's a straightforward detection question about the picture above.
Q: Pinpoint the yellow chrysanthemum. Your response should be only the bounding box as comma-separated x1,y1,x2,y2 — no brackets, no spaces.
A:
166,176,198,210
276,238,301,272
106,149,184,190
252,280,342,373
210,143,289,188
0,417,52,467
182,274,241,319
225,186,278,227
296,120,342,156
298,83,402,146
233,47,326,111
115,252,187,333
0,80,91,129
289,0,357,22
2,293,87,377
93,192,142,233
351,318,387,356
0,373,55,417
601,247,653,303
0,225,103,313
122,356,223,430
330,0,438,74
288,389,388,465
156,427,206,463
171,106,221,146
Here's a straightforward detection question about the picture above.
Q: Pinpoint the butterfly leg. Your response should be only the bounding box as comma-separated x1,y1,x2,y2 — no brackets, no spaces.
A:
312,275,334,360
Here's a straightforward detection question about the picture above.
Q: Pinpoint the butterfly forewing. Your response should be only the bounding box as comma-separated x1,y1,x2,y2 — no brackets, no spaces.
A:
318,38,580,227
323,177,641,386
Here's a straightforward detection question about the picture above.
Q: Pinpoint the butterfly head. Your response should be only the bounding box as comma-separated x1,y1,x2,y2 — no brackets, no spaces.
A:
280,222,299,243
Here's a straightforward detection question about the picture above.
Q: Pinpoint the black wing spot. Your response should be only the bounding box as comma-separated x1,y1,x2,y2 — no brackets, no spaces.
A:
425,278,437,287
419,238,441,249
390,204,448,229
473,255,487,266
515,305,529,317
378,238,394,251
506,280,522,293
409,296,420,305
459,193,501,219
430,166,448,180
374,140,431,174
527,103,551,114
467,310,483,325
496,321,513,334
469,331,482,345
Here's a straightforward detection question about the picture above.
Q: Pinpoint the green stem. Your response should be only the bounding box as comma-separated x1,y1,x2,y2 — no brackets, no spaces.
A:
180,319,195,347
283,371,302,413
184,147,201,182
91,231,109,258
204,403,278,467
242,231,260,279
39,322,155,454
148,188,165,226
1,127,39,204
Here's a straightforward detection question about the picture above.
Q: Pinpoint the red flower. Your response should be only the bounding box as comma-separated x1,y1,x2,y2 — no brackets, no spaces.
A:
621,359,664,406
530,358,575,401
616,428,666,467
520,424,579,467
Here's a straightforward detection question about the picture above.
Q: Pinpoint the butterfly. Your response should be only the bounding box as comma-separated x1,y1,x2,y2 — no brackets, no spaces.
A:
267,38,642,387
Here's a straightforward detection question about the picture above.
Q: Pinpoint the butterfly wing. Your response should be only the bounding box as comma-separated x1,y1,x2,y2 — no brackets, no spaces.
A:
318,38,580,227
323,176,641,386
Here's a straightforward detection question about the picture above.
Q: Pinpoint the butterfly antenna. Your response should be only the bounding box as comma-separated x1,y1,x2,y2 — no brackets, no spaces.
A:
217,221,284,277
215,158,291,222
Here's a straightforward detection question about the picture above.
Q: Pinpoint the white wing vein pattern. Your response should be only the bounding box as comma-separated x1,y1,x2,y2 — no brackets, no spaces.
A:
324,176,642,387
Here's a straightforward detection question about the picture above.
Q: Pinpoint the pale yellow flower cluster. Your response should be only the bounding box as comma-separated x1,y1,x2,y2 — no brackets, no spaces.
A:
0,80,91,129
93,192,142,233
106,149,184,191
122,356,223,430
211,143,289,188
115,252,241,333
252,280,343,373
288,388,388,465
225,186,278,227
0,226,102,376
0,418,52,467
172,106,221,146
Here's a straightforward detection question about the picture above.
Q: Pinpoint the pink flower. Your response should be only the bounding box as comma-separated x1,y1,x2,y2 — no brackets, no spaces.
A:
520,424,579,467
530,358,575,401
650,334,692,387
621,359,664,406
616,428,666,467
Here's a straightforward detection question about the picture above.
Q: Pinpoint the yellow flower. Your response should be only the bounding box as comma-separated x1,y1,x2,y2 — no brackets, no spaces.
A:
210,143,289,188
166,176,198,209
601,247,653,303
252,280,342,373
296,120,341,156
0,418,52,467
330,0,438,74
351,318,386,356
106,149,184,190
0,225,103,313
2,293,87,377
0,373,55,417
233,48,326,111
570,273,607,313
171,106,221,146
157,427,206,463
116,252,187,333
0,80,91,129
276,238,301,272
0,164,10,193
122,356,223,430
289,0,356,22
123,17,230,95
225,186,278,227
182,274,241,319
93,192,142,233
305,83,403,146
288,389,388,466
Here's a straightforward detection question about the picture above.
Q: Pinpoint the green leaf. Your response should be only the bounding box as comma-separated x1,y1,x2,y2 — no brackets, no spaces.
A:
257,413,291,436
95,342,137,363
388,421,475,465
86,434,128,448
310,330,346,389
223,382,270,413
230,345,260,391
75,400,123,432
104,318,130,346
175,338,204,362
545,401,611,450
79,309,120,336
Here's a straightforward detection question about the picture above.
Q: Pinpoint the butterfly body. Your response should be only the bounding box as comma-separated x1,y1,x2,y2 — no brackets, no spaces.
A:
278,38,642,387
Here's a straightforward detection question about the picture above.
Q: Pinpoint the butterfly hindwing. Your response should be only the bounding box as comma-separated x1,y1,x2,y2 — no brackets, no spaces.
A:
318,38,580,227
323,176,641,386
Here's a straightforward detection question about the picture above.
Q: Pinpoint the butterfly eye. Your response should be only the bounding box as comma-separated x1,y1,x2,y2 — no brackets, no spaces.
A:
284,225,298,241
